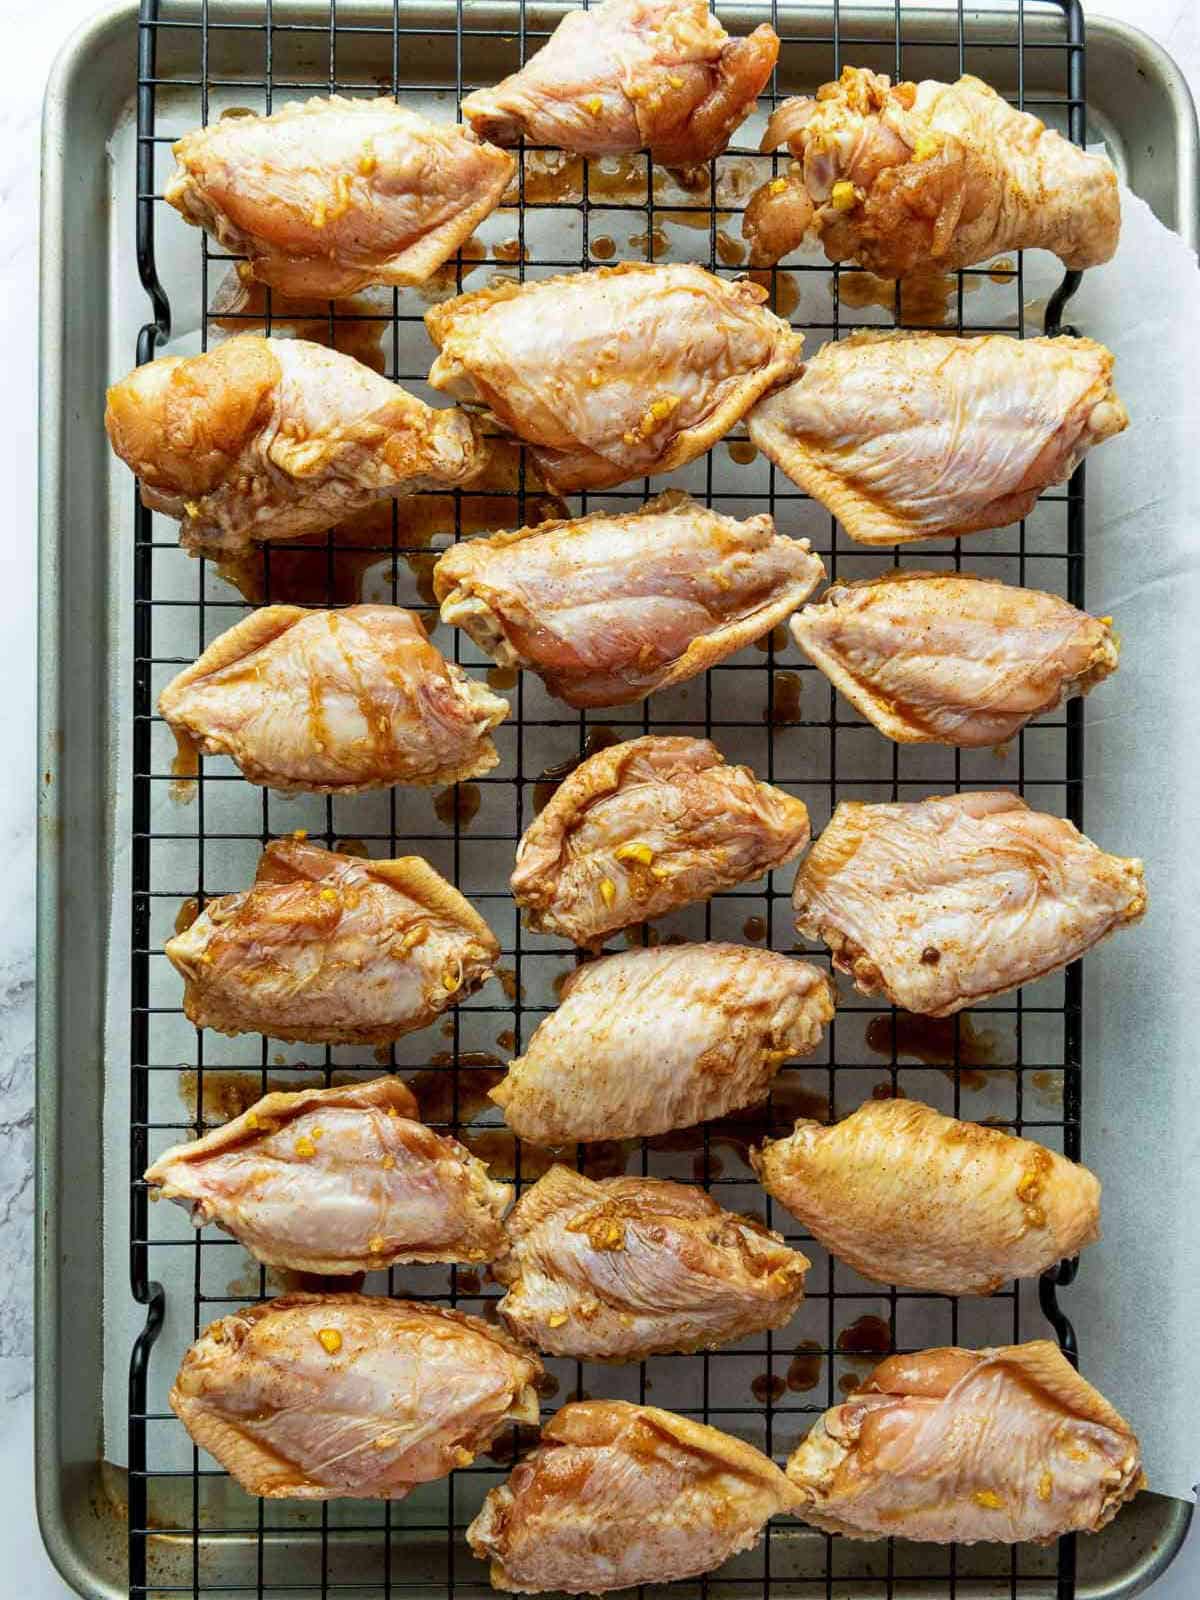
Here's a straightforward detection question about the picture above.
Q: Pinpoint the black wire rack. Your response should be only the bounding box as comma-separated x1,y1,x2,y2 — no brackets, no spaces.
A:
127,1,1093,1595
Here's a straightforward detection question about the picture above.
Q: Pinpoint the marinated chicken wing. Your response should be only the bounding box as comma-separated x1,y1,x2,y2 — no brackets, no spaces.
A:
166,97,515,298
434,491,824,708
495,1165,808,1359
425,264,803,492
786,1342,1143,1543
166,839,499,1043
468,1400,800,1592
145,1076,511,1272
748,331,1127,546
106,334,485,555
511,735,810,945
753,1097,1100,1295
743,66,1120,274
790,572,1118,746
159,604,508,792
462,0,778,168
171,1294,542,1500
491,943,834,1143
793,793,1145,1016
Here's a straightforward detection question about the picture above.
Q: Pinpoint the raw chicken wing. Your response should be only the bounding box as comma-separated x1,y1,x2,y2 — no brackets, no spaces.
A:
790,572,1118,746
495,1165,808,1359
425,264,803,491
793,793,1145,1016
167,97,514,298
159,604,508,791
434,490,824,707
144,1075,511,1272
748,331,1127,545
786,1342,1143,1542
166,839,499,1043
171,1294,542,1500
491,943,834,1142
743,66,1119,274
753,1097,1100,1295
468,1400,800,1592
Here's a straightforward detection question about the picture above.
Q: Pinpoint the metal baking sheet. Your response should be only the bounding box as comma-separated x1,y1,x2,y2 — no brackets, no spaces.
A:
37,3,1199,1597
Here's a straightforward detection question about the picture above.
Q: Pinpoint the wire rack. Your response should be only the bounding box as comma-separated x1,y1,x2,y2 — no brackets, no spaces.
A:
127,0,1092,1595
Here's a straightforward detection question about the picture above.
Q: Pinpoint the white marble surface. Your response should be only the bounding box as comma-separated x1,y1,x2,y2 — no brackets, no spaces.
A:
12,0,1200,1594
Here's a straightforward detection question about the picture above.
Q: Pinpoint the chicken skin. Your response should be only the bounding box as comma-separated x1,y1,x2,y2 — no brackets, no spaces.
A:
158,605,508,792
753,1097,1100,1296
511,735,810,945
494,1165,808,1360
166,97,515,298
468,1401,801,1593
491,943,834,1143
786,1342,1143,1543
425,264,803,492
434,491,824,708
171,1294,542,1500
105,334,485,555
144,1076,511,1273
793,793,1145,1017
747,331,1127,546
461,0,778,168
166,839,499,1043
743,66,1120,274
790,572,1118,746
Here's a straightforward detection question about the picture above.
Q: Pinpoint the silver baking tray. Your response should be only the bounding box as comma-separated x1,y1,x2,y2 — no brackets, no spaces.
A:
37,2,1199,1597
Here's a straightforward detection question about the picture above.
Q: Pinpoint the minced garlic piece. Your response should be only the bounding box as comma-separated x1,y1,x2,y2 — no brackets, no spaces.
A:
668,74,684,89
453,1447,474,1467
972,1489,1005,1510
1099,615,1113,626
638,394,681,436
547,1311,568,1328
1037,1471,1053,1502
292,828,308,841
294,1134,317,1159
183,500,201,518
311,200,327,228
369,1235,386,1255
614,842,654,866
599,877,617,907
319,888,338,904
583,96,603,114
382,1154,395,1170
830,180,859,211
316,1328,343,1354
358,146,377,177
768,177,790,196
395,923,431,956
442,964,462,992
245,1112,259,1130
911,133,940,162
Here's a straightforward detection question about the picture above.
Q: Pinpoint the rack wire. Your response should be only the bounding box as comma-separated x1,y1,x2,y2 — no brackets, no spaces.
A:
128,0,1091,1594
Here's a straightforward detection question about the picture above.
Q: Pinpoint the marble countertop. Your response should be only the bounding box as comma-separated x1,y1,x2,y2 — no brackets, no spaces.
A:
12,0,1199,1593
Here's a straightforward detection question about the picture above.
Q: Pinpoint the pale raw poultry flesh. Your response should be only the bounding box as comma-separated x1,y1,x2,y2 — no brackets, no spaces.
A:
165,838,499,1043
166,96,515,298
793,792,1145,1016
743,65,1120,274
494,1165,808,1359
747,331,1127,546
170,1294,542,1500
434,490,824,707
158,604,508,791
425,264,803,491
468,1400,801,1592
105,334,485,554
490,942,834,1143
462,0,778,167
786,1342,1143,1542
753,1096,1100,1295
144,1076,511,1273
511,734,811,944
790,572,1118,746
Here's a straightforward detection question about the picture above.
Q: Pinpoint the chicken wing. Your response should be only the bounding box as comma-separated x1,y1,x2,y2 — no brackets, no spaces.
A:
166,97,515,298
743,66,1120,274
786,1342,1142,1543
494,1165,808,1359
461,0,778,168
105,334,485,555
425,264,803,492
171,1294,542,1500
491,943,834,1143
511,735,810,945
468,1400,800,1592
159,604,508,792
793,793,1145,1016
753,1097,1099,1295
747,331,1127,546
166,839,499,1043
790,572,1118,746
434,491,824,708
145,1076,511,1272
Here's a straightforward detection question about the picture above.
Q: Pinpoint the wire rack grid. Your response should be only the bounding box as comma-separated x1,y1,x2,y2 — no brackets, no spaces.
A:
126,0,1092,1596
